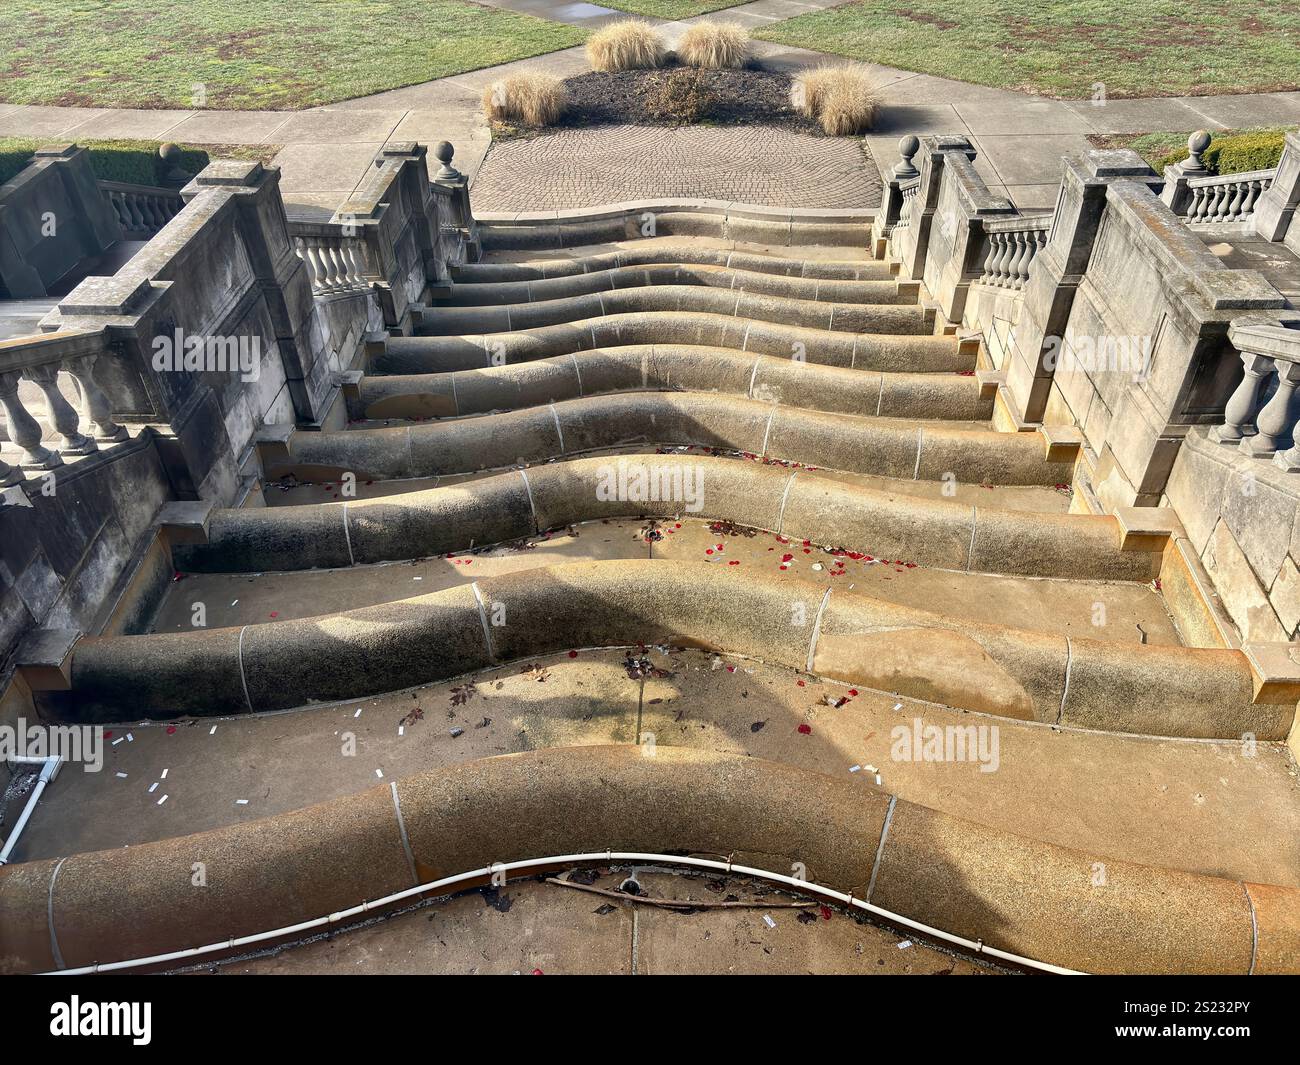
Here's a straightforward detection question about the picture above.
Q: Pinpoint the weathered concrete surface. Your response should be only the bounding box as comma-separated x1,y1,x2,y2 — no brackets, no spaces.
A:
46,559,1290,738
2,746,1294,974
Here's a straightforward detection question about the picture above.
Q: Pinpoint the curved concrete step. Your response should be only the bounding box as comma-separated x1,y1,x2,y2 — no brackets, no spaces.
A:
433,264,907,306
414,286,929,337
3,746,1293,974
180,455,1154,582
279,393,1070,485
48,559,1291,738
477,204,873,251
357,346,989,423
455,245,891,283
378,314,967,375
34,646,1291,886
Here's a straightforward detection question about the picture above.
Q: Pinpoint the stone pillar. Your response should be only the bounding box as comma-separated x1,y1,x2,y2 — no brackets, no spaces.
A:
872,135,919,252
1002,150,1161,427
1159,131,1212,216
432,141,480,263
182,161,328,424
0,144,122,298
926,153,1015,324
1253,130,1300,243
898,135,976,282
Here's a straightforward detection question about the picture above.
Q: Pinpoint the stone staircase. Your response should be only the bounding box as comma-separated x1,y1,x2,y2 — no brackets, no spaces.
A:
4,204,1299,976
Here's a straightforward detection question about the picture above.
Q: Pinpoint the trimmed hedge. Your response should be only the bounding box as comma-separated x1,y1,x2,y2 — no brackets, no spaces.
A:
1149,129,1287,177
0,139,268,187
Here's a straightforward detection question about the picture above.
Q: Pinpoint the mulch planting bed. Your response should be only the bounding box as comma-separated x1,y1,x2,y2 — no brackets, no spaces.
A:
496,65,824,138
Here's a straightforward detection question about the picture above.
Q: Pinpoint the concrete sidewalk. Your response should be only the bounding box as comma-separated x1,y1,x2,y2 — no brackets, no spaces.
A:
2,0,1298,213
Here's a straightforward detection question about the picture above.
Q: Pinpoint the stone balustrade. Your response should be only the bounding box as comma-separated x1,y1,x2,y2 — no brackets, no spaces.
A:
99,180,184,239
0,328,126,482
1213,321,1300,470
1184,170,1275,224
1161,130,1282,228
979,217,1051,289
290,227,376,295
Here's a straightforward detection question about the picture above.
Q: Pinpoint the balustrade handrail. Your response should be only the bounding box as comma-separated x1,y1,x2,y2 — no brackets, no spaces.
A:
982,213,1053,235
1186,167,1278,189
0,328,110,375
98,179,183,198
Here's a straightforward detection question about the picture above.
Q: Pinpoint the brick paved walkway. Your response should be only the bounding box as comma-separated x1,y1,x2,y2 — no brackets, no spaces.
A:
470,124,882,210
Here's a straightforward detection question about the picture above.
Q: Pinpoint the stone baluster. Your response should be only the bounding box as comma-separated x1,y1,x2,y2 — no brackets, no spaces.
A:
988,233,1007,285
65,353,128,442
0,370,60,467
1008,232,1031,286
1211,351,1275,443
24,364,95,454
1244,360,1300,456
1225,181,1247,221
1242,179,1264,217
296,237,323,292
345,241,368,283
330,243,351,286
993,233,1015,284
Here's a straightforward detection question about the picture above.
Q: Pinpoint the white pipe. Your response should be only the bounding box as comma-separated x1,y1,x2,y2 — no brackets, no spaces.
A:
0,756,60,867
43,850,1085,975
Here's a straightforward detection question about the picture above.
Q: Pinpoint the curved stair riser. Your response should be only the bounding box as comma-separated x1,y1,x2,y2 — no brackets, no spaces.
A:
433,264,908,306
2,747,1292,975
415,286,930,337
455,246,891,283
48,560,1290,739
279,393,1070,485
359,347,988,422
479,213,873,251
179,456,1154,583
378,314,964,374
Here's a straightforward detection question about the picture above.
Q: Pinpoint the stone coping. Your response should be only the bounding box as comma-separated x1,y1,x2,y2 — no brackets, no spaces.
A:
46,559,1292,739
1,746,1292,975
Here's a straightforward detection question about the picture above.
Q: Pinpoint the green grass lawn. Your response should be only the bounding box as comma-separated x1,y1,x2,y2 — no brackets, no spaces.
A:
757,0,1300,98
597,0,749,17
0,0,586,111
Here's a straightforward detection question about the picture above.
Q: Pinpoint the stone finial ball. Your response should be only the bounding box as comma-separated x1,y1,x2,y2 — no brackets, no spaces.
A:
1188,130,1212,155
159,142,182,163
899,134,920,160
434,141,455,165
